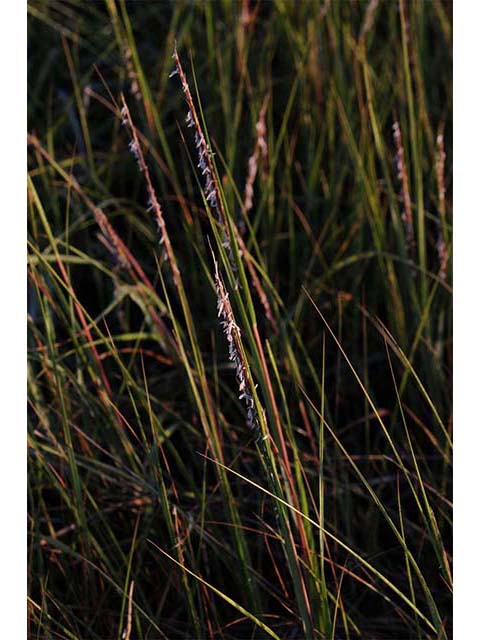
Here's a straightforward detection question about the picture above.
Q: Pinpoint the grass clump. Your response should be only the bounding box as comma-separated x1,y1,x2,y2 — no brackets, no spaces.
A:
28,1,452,638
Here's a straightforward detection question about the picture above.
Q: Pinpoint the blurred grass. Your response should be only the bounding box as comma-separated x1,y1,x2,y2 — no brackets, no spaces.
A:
28,1,452,638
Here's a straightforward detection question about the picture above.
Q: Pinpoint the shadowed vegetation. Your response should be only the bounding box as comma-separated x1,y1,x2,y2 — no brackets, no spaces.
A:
28,1,452,638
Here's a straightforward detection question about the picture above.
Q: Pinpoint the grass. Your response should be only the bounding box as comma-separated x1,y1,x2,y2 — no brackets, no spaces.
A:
28,1,452,638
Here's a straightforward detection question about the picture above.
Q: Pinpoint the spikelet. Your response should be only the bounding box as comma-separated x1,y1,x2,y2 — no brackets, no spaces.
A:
243,95,268,218
170,45,234,267
436,131,448,280
213,253,267,442
121,96,181,282
392,120,415,255
124,46,141,102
